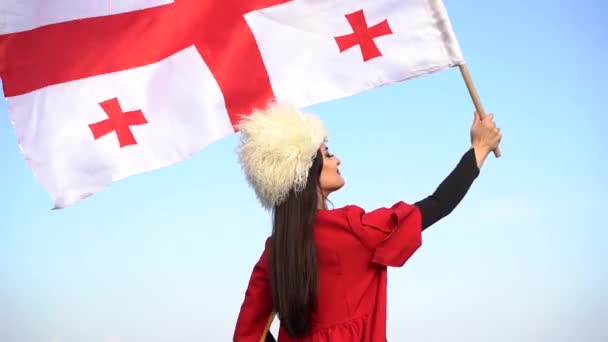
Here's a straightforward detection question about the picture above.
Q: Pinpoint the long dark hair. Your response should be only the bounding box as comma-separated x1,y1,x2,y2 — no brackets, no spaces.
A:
270,151,323,337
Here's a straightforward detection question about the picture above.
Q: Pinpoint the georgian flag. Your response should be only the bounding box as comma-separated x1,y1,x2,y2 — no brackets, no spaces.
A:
0,0,464,208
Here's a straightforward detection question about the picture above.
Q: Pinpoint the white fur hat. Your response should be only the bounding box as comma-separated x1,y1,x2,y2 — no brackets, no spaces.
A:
237,102,327,210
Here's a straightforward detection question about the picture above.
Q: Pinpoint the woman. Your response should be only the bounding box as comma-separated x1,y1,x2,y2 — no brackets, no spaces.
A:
233,103,502,341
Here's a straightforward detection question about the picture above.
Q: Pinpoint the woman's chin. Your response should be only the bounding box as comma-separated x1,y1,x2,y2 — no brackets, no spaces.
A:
332,180,346,192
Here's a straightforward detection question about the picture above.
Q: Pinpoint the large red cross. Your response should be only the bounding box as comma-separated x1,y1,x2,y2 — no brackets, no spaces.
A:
0,0,292,127
89,98,148,148
334,9,393,62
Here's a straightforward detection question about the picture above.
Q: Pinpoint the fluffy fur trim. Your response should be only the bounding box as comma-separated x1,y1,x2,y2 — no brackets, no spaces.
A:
237,102,327,210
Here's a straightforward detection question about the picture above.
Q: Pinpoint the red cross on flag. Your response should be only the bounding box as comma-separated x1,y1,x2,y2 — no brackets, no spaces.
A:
1,0,466,208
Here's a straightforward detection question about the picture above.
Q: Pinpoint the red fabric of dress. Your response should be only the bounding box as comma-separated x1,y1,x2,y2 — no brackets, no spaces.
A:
233,201,422,341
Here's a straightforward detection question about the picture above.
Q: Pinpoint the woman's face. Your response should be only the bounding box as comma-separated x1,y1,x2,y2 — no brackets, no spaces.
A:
318,143,344,196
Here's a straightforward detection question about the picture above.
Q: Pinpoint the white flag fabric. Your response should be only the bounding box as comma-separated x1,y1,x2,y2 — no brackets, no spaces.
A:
245,0,464,107
0,0,465,208
0,0,174,34
8,47,233,208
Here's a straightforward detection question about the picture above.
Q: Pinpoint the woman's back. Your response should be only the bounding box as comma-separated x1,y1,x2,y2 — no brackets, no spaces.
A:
236,201,423,341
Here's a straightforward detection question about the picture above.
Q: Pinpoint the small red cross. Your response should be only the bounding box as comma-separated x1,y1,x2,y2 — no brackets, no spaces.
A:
89,98,148,148
334,9,393,62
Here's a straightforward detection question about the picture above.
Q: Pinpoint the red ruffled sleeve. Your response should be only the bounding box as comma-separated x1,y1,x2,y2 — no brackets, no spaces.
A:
346,201,422,267
233,237,273,342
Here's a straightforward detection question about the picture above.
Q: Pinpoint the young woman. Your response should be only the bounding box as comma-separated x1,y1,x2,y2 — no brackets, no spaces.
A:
233,103,502,342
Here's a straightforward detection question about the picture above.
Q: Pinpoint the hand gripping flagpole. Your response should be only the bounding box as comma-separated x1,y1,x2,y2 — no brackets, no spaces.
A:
458,63,502,158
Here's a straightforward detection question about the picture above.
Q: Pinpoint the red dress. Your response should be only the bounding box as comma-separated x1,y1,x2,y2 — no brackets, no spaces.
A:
233,201,422,341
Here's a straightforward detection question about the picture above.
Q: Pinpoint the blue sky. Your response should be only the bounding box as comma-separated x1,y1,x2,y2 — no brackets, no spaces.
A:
1,1,606,341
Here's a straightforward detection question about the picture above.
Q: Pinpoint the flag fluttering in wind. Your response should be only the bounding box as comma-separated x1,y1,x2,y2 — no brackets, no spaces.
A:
0,0,468,208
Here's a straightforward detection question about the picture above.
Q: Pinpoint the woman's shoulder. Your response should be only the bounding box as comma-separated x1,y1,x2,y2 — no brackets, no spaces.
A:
315,204,366,222
317,201,418,219
315,201,419,232
316,201,422,267
316,204,362,215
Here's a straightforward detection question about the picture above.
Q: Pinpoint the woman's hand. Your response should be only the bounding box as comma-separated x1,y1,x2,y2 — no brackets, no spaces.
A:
470,111,502,168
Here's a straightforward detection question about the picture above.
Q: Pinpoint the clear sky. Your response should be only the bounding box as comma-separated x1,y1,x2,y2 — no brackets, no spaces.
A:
1,1,606,341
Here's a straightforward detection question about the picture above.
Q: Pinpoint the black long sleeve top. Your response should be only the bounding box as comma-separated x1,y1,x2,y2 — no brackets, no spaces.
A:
414,148,480,230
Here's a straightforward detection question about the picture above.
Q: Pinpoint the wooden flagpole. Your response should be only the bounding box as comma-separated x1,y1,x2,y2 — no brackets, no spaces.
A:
458,63,502,158
260,312,276,342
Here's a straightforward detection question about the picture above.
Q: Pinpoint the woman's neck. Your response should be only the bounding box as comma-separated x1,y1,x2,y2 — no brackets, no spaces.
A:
317,189,327,210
